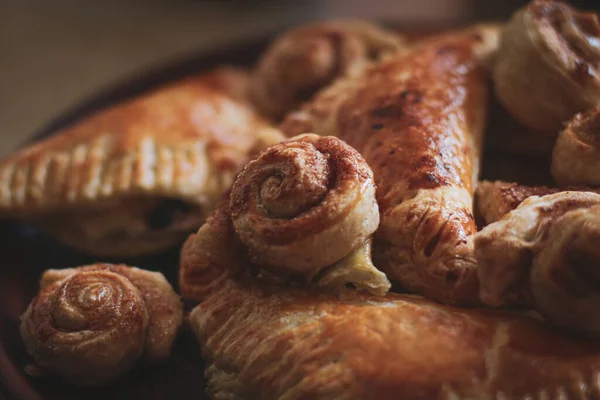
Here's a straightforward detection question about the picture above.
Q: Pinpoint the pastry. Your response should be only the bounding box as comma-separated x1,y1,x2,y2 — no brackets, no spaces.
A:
475,180,600,225
281,25,500,305
552,106,600,186
475,191,600,336
189,275,600,400
249,20,406,120
0,68,284,257
493,0,600,135
179,134,390,302
20,263,183,386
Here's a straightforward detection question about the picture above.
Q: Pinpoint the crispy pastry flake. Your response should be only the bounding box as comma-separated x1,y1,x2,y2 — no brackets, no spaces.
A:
20,263,183,386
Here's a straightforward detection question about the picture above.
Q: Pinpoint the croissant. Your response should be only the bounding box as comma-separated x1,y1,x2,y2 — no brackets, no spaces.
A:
493,0,600,135
179,133,390,301
475,191,600,336
0,67,284,257
281,25,500,305
20,263,183,386
552,106,600,186
249,20,406,120
475,180,600,225
189,275,600,400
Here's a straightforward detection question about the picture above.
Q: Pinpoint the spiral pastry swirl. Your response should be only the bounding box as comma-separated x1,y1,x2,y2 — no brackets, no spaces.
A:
20,263,183,386
249,20,405,120
474,191,600,336
226,133,389,295
552,106,600,186
493,0,600,135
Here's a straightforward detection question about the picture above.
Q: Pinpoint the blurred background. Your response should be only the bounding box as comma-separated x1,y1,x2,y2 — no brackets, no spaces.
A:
0,0,598,158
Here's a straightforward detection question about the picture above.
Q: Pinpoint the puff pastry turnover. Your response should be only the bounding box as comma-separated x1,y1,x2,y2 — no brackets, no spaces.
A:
281,25,500,305
0,67,284,257
189,275,600,400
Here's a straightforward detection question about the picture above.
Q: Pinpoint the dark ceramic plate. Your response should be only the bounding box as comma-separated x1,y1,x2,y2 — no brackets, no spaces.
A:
0,22,553,400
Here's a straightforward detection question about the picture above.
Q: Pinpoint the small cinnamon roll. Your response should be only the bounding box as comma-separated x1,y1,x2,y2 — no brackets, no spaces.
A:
20,263,183,386
493,0,600,135
249,20,405,120
180,134,390,300
474,191,600,336
552,106,600,186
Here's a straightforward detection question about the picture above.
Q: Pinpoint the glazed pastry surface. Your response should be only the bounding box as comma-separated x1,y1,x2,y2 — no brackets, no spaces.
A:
281,25,500,305
20,263,183,386
190,276,600,400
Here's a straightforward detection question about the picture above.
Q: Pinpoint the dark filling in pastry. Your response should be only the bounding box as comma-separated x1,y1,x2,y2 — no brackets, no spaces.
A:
146,199,194,230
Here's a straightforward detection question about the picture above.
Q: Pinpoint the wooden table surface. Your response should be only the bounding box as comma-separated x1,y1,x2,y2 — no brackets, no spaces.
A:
0,0,473,158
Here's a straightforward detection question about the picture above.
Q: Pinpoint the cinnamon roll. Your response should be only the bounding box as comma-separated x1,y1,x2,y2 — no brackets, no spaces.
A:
552,106,600,186
493,0,600,135
249,20,405,120
20,263,183,386
180,134,390,301
474,191,600,336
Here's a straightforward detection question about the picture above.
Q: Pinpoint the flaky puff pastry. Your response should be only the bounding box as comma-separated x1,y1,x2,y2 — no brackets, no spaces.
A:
493,0,600,135
0,67,284,257
281,24,500,305
249,20,406,120
190,276,600,400
475,180,600,225
475,191,600,337
179,134,390,301
20,263,183,386
552,106,600,186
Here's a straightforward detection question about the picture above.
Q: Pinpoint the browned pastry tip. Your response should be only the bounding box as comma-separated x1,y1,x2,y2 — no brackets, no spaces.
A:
475,191,600,336
552,105,600,186
493,0,600,135
191,277,600,400
20,263,183,386
0,67,284,257
229,133,389,295
249,20,406,120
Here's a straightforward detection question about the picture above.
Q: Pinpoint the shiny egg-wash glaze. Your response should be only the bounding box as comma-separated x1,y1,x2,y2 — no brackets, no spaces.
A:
281,26,500,305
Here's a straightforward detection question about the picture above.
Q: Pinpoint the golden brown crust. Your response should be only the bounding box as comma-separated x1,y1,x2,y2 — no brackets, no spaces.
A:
493,0,600,135
20,263,183,386
281,25,500,305
0,67,284,257
475,192,600,336
249,20,406,120
190,277,600,400
552,106,600,186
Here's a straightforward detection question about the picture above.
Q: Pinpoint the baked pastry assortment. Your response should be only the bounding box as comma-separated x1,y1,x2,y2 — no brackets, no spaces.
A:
13,1,600,398
20,263,183,386
0,67,284,257
493,0,600,136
